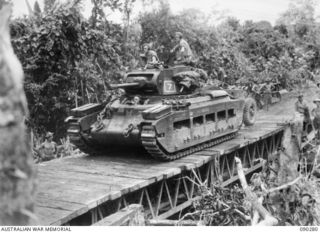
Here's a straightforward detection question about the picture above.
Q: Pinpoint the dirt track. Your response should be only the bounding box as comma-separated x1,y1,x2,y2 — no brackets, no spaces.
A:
258,83,320,120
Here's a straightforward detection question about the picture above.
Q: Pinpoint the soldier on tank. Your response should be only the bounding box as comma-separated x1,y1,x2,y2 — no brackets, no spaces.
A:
140,44,159,69
170,32,193,65
132,96,141,105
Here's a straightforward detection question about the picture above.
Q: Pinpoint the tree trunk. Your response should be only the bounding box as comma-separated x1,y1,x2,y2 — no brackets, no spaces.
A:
235,157,278,226
0,3,35,225
278,123,301,184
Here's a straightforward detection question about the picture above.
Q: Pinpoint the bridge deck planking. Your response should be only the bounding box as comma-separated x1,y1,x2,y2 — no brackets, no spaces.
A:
39,161,166,182
34,206,71,226
35,197,90,226
240,124,284,140
37,169,152,202
37,174,139,197
35,119,286,225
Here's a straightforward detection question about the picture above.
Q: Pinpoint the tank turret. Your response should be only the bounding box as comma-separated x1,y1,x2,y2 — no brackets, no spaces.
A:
112,65,205,96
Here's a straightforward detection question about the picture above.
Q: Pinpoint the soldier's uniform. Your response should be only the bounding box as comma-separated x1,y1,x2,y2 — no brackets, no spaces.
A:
295,99,308,115
36,132,57,162
263,82,273,111
146,50,159,64
174,39,193,64
140,44,159,69
171,32,193,65
294,94,309,139
252,83,262,109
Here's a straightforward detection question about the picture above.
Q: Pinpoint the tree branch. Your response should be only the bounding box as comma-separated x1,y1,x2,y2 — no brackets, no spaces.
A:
266,176,302,194
235,157,278,226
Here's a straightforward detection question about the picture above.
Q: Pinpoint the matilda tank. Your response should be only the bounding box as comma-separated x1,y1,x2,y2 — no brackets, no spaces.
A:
65,65,257,161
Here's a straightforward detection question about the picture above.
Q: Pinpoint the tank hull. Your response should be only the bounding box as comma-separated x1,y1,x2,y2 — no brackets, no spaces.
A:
66,91,247,160
90,109,144,148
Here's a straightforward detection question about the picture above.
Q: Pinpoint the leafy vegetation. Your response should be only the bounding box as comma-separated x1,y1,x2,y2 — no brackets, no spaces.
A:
9,0,320,140
11,0,125,138
180,144,320,226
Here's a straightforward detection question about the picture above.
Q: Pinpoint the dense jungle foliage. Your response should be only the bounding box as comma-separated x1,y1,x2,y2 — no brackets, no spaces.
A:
10,0,320,139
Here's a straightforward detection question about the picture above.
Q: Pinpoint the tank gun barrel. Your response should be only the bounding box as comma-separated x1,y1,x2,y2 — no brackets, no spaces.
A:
110,82,140,89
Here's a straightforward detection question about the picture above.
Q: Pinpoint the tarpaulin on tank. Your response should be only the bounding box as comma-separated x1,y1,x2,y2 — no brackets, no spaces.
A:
173,68,208,92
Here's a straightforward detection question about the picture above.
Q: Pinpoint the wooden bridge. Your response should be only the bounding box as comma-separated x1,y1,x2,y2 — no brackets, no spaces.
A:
34,113,291,226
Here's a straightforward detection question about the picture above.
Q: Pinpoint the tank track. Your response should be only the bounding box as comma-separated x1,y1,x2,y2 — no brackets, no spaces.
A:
67,124,101,156
69,135,98,155
141,125,237,161
68,123,237,160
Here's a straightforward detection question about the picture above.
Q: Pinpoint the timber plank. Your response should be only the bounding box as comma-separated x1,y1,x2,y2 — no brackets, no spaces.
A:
38,161,166,182
184,156,212,166
39,161,192,196
102,191,122,202
36,195,87,211
242,127,283,140
178,156,209,167
75,154,158,165
46,156,157,171
258,115,292,121
193,150,218,157
36,187,119,209
93,204,144,226
35,206,71,226
38,176,144,197
147,160,189,170
203,148,223,154
38,168,142,186
154,160,196,171
100,162,178,180
35,197,89,225
210,144,240,155
66,168,158,184
38,162,159,182
241,129,273,140
209,138,252,154
38,170,144,196
226,138,250,148
42,157,154,169
36,182,112,200
172,156,201,165
42,157,175,175
172,155,213,168
37,173,130,202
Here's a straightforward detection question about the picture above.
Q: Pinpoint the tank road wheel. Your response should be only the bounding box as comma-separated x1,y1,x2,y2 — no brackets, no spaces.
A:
243,98,257,126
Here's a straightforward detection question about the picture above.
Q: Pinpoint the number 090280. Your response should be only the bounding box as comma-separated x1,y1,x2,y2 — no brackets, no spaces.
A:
300,227,318,231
